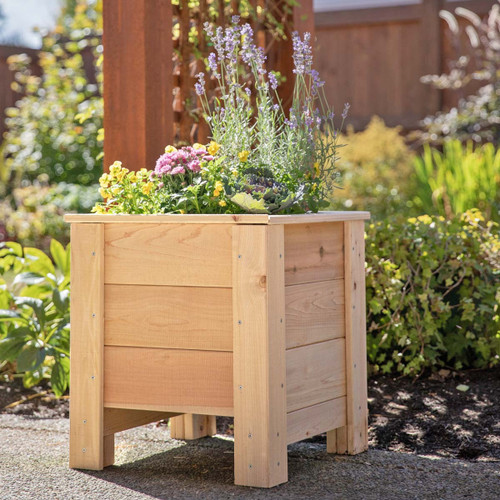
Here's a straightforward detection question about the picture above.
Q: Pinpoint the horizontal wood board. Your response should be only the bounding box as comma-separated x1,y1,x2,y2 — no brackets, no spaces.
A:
104,284,232,351
285,279,345,349
104,346,233,411
286,338,346,413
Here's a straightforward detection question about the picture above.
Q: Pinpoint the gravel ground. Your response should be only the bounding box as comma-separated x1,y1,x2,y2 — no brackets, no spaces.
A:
1,414,499,500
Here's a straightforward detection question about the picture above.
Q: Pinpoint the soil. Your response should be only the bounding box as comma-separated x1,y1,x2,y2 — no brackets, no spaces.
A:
1,368,499,461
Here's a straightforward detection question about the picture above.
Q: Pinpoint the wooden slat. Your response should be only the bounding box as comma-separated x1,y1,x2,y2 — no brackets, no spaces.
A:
104,402,233,417
285,279,345,349
104,284,232,351
329,221,368,455
286,339,346,413
104,223,232,287
69,223,107,469
64,211,370,225
232,225,288,488
103,408,179,436
170,414,217,440
287,397,346,445
284,222,344,286
104,346,233,411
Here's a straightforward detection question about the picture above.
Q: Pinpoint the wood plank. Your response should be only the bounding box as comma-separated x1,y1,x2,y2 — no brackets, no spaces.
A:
287,397,346,445
64,211,370,225
285,279,345,349
284,222,344,286
103,408,179,436
104,402,233,417
103,0,173,170
104,346,233,411
286,339,346,413
232,225,288,488
329,221,368,455
314,4,421,27
69,223,107,469
104,285,232,351
170,414,217,440
104,223,232,287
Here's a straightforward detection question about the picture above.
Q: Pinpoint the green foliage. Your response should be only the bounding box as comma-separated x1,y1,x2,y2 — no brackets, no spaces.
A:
329,116,416,219
414,140,500,222
0,183,100,251
366,211,500,376
3,0,103,186
0,241,71,396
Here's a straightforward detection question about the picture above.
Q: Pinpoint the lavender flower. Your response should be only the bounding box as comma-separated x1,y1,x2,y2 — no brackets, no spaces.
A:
269,72,278,90
207,52,219,78
195,72,205,96
292,31,313,75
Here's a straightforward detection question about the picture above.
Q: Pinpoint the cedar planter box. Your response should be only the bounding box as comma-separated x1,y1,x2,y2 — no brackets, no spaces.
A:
65,211,369,488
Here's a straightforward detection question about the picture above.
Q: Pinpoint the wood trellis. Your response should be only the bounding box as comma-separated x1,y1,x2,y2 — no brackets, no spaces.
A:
102,0,314,172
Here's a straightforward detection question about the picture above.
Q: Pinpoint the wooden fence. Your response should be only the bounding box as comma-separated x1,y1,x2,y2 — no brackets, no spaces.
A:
315,0,496,130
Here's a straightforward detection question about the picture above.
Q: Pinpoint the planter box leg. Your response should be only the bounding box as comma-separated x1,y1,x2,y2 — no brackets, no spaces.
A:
69,224,109,469
170,414,216,440
327,220,368,455
232,225,288,488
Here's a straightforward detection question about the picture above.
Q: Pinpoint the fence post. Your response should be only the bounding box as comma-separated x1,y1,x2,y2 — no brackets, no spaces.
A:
422,0,443,114
103,0,173,171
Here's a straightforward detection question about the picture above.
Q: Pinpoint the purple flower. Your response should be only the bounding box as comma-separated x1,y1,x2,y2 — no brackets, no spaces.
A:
231,15,240,25
245,87,251,97
195,72,205,96
155,154,173,175
269,72,278,90
292,31,313,75
171,166,185,175
207,52,220,78
187,160,201,172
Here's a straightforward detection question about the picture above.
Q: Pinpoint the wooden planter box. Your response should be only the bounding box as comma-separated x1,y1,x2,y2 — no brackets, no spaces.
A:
66,211,369,488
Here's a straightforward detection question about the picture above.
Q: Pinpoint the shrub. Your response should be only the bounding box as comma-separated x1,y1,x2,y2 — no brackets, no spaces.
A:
414,140,500,222
0,183,100,251
3,0,103,186
0,241,70,396
366,211,500,376
329,116,416,219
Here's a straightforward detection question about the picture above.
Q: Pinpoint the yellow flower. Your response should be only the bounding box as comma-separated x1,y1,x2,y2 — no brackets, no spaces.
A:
193,143,206,151
92,204,106,214
109,161,122,176
142,182,154,195
128,172,138,183
213,189,220,197
238,150,250,162
99,173,110,187
99,187,110,199
165,145,177,153
215,181,223,191
207,141,220,156
180,209,186,214
219,200,227,207
112,187,122,196
231,170,238,177
313,162,320,177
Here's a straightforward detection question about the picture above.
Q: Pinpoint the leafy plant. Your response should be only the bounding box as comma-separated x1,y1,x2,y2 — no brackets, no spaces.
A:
366,211,500,376
3,0,103,186
0,241,71,396
414,140,500,222
0,183,100,251
329,116,416,219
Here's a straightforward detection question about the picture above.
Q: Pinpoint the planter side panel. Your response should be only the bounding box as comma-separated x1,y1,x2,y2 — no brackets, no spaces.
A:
284,222,347,444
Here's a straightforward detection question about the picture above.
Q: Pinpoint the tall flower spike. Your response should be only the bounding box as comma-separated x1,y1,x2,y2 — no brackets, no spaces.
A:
292,31,313,75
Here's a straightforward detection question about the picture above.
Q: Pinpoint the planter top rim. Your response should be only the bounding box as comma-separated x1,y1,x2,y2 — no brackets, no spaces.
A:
64,211,370,225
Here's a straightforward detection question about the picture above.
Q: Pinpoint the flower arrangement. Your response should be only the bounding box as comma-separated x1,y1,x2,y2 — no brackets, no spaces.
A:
93,17,347,215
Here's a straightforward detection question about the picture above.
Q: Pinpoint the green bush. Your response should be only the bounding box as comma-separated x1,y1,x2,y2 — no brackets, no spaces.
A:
414,140,500,222
366,210,500,376
0,241,70,396
0,183,100,251
3,1,103,186
329,116,416,219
